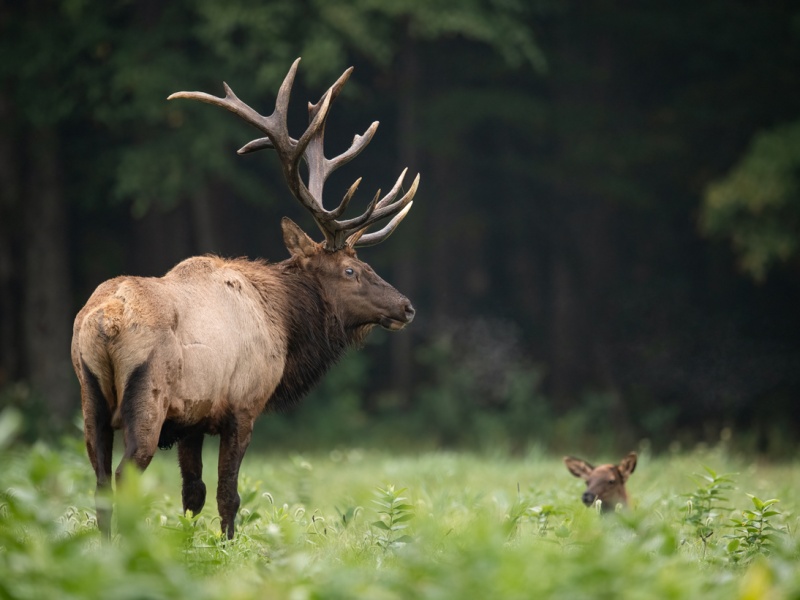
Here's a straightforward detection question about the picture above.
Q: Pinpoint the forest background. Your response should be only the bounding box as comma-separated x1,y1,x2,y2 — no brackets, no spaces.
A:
1,0,799,456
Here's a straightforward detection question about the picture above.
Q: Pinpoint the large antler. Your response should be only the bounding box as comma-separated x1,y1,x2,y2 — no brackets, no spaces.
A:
168,58,419,249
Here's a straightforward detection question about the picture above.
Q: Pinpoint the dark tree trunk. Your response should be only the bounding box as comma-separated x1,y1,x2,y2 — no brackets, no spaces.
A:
428,156,457,320
549,230,585,405
23,126,74,421
0,93,21,387
547,12,619,409
389,32,421,400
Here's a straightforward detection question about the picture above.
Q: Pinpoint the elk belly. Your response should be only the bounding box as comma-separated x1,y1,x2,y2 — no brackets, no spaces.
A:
172,342,219,421
175,336,285,422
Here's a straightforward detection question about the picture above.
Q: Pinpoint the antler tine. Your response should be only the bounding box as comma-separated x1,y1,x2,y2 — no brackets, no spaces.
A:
345,172,419,248
168,82,271,135
233,62,303,155
237,136,274,154
329,177,362,220
376,168,409,209
336,172,419,233
304,122,379,218
349,201,414,248
318,167,410,243
301,67,379,220
274,57,300,120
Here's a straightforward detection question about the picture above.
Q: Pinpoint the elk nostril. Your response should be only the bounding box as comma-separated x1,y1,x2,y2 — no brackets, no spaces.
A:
582,492,596,506
404,303,416,320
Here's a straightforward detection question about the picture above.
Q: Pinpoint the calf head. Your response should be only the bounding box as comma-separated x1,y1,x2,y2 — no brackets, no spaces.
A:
564,452,637,512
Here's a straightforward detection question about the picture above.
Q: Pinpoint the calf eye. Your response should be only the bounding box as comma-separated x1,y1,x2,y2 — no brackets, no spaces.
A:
344,267,355,276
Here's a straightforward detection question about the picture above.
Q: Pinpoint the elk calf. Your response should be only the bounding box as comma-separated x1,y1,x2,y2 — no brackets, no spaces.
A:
563,452,637,512
72,59,419,539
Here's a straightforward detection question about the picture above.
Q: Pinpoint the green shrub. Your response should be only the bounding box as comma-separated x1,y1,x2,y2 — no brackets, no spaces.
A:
2,406,799,599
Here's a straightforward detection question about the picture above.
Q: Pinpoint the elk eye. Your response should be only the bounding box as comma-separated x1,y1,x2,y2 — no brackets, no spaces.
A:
608,478,616,484
344,267,355,277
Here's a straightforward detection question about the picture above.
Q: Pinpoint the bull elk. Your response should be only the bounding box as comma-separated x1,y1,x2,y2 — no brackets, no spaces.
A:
71,58,419,538
563,452,637,512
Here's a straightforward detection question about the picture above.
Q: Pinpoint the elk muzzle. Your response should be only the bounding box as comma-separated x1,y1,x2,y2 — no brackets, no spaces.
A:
380,300,415,331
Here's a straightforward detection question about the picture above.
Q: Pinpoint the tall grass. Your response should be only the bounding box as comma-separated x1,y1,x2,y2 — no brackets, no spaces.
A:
1,411,798,599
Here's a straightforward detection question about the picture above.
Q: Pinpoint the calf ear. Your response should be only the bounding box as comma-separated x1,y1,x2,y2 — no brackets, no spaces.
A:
618,452,637,482
282,217,319,259
564,456,594,480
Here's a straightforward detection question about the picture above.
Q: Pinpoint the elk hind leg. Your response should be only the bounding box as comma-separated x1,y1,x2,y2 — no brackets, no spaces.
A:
178,431,206,515
80,360,114,537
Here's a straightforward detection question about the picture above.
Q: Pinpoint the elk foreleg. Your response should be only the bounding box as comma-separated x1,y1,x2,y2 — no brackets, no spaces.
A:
216,415,254,539
178,431,206,516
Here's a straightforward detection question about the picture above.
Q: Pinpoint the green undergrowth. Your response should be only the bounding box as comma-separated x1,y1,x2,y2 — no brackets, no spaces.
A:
1,418,799,598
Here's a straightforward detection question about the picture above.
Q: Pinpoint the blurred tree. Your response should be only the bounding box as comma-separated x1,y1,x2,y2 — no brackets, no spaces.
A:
701,121,800,281
529,0,800,419
0,0,111,420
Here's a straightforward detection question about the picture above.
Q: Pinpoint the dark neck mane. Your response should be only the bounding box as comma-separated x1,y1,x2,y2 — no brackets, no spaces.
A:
265,261,370,411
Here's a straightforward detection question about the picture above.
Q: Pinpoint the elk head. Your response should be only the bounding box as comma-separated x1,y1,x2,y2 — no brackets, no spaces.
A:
564,452,637,512
168,58,418,333
280,216,415,333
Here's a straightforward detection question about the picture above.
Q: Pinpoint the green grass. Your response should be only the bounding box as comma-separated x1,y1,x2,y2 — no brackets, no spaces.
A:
1,428,799,599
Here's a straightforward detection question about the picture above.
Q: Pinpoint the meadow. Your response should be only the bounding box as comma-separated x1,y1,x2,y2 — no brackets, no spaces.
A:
1,409,799,599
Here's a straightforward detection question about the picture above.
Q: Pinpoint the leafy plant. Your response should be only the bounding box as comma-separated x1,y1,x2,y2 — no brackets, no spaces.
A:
505,484,567,541
370,484,415,552
2,439,800,599
682,465,736,558
335,504,363,530
726,495,784,563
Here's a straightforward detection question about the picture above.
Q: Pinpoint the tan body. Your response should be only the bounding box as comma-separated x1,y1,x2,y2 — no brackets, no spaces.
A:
73,58,420,539
564,452,637,512
73,256,289,448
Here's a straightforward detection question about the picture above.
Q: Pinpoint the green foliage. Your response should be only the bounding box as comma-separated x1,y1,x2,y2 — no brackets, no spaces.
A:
701,120,800,280
726,495,784,562
195,0,546,74
505,484,569,542
2,436,800,599
682,465,736,557
370,484,415,551
0,406,22,450
352,0,545,70
0,0,544,219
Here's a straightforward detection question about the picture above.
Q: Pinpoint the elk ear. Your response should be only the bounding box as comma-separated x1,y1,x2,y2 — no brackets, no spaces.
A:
282,217,318,259
618,452,637,482
564,456,594,480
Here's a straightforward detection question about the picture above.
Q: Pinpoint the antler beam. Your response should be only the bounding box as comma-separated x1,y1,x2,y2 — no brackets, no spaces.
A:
168,58,418,249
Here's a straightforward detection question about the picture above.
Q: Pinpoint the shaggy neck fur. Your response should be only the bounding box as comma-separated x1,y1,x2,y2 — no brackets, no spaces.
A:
265,260,373,411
